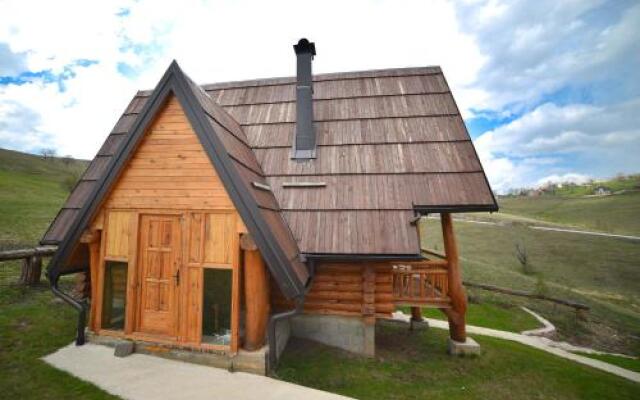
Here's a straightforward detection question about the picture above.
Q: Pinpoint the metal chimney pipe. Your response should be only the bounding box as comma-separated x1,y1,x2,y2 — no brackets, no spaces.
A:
292,38,316,159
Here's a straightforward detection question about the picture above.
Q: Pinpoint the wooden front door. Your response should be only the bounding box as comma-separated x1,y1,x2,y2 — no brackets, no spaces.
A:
136,215,181,337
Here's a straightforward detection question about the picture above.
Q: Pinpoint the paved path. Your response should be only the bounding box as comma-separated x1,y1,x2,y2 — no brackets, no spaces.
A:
43,343,353,400
392,312,640,384
530,226,640,241
520,306,556,336
429,214,640,241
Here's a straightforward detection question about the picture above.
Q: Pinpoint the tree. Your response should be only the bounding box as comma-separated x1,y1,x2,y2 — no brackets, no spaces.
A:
40,148,57,160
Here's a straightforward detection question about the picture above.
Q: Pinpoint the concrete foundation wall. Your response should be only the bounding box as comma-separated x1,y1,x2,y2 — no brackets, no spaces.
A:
290,314,375,356
274,318,291,360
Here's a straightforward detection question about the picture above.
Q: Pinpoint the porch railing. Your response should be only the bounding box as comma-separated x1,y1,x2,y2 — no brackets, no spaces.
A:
391,260,451,307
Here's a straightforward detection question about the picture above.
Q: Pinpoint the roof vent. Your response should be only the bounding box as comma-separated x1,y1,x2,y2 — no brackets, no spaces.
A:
292,38,316,160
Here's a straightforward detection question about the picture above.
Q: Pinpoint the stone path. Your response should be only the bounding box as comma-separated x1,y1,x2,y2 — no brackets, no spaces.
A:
43,343,354,400
392,311,640,383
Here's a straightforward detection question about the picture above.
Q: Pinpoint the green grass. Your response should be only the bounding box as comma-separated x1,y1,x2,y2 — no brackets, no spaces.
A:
277,323,640,400
401,301,541,333
574,353,640,374
421,218,640,355
496,191,640,236
0,148,88,249
0,284,116,399
0,149,105,398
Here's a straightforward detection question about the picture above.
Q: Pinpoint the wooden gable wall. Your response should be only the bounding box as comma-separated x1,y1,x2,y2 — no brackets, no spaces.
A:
89,95,247,349
104,95,233,211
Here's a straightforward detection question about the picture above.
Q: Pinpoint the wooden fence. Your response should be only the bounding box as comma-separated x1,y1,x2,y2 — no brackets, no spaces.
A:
0,246,57,286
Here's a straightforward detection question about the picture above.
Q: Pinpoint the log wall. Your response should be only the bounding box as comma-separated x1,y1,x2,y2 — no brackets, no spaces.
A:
272,262,395,318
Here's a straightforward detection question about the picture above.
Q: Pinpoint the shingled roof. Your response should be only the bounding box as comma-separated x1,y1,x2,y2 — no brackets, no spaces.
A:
43,63,497,272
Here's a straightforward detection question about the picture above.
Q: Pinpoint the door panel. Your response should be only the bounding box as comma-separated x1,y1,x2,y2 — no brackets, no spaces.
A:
137,215,181,337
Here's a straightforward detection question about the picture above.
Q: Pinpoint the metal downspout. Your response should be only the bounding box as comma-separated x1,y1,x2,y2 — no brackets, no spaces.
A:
50,272,87,345
267,260,315,373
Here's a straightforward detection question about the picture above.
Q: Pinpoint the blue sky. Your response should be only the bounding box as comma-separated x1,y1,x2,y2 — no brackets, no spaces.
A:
0,0,638,193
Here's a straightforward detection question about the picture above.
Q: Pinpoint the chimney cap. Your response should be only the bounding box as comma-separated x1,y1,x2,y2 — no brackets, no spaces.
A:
294,38,316,56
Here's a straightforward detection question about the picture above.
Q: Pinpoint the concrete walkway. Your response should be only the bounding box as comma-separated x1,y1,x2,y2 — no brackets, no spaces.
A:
392,312,640,384
43,343,353,400
530,226,640,241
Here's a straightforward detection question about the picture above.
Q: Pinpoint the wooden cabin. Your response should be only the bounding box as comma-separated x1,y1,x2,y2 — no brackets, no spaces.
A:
42,39,497,374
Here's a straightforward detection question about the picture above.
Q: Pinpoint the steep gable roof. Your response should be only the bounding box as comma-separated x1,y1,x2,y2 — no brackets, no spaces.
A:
45,61,309,299
44,64,497,265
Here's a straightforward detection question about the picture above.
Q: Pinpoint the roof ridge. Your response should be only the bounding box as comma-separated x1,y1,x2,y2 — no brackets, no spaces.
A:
137,66,442,95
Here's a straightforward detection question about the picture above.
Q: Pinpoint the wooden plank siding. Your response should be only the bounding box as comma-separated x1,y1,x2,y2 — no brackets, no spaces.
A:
104,97,234,211
89,95,244,352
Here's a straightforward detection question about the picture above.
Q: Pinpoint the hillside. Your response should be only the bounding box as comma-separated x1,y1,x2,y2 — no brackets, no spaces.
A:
0,148,88,249
497,192,640,236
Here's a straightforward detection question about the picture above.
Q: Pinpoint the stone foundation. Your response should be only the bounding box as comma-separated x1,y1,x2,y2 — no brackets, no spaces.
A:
86,331,269,375
448,337,481,356
290,314,375,356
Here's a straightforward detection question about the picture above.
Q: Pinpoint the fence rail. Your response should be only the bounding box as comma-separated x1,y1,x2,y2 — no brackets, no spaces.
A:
0,246,57,286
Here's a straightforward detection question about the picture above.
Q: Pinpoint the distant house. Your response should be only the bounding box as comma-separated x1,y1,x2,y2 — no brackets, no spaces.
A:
42,39,497,374
594,186,611,196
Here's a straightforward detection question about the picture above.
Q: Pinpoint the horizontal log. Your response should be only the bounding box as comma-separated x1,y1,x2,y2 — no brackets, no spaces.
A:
307,291,363,301
375,304,395,313
0,246,57,261
317,265,363,274
463,281,590,311
311,282,362,292
305,302,361,312
313,274,362,284
303,309,361,317
374,293,394,302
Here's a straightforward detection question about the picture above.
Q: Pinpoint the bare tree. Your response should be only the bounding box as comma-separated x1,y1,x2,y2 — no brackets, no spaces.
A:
515,240,534,275
40,148,57,160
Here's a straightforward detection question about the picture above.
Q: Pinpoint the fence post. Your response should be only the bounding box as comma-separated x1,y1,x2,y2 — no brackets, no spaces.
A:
19,255,42,286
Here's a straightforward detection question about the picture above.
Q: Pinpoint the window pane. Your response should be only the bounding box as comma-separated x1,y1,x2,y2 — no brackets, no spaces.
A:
202,268,232,345
102,261,128,330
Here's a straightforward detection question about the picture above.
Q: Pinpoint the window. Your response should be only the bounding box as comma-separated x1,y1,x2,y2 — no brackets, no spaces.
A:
202,268,232,345
101,261,128,330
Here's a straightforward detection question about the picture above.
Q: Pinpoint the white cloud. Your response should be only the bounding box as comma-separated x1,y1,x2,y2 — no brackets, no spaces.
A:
0,0,638,192
475,98,640,192
453,0,640,114
536,173,592,188
0,0,487,158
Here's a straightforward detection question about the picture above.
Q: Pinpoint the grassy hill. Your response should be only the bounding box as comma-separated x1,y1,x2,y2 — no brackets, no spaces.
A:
495,174,640,236
497,192,640,236
0,148,88,249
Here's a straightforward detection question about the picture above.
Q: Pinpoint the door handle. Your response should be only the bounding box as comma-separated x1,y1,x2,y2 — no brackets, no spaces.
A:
173,270,180,286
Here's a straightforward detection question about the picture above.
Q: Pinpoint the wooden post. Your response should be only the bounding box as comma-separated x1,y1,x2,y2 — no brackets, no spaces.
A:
19,255,42,286
74,272,91,299
441,213,467,342
80,230,101,332
410,307,423,322
241,233,270,351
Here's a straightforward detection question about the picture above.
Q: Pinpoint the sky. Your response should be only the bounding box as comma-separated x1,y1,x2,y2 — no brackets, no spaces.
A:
0,0,638,193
